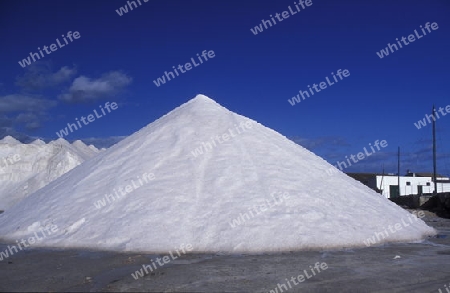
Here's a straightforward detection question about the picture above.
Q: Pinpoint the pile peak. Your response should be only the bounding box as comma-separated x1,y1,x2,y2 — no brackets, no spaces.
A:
50,138,69,145
31,139,46,145
194,94,212,101
72,140,87,147
186,94,221,107
0,135,21,145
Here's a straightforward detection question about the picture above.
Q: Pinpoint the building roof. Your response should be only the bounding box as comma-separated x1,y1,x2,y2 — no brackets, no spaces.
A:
405,172,447,178
346,172,448,179
346,173,377,183
346,172,396,180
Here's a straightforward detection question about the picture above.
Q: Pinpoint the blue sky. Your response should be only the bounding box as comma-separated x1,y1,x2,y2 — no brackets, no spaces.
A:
0,0,449,175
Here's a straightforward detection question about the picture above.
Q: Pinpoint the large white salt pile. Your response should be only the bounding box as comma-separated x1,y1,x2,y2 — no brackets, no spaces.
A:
0,95,436,253
0,137,100,210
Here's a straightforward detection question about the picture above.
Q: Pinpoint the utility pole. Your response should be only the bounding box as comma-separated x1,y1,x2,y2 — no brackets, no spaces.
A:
398,147,400,197
379,164,385,194
432,105,438,195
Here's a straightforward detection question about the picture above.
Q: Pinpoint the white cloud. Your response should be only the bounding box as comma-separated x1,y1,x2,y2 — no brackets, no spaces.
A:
0,94,56,113
16,62,77,90
59,71,132,103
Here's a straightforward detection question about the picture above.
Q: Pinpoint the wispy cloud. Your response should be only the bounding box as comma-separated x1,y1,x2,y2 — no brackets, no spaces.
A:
58,71,132,103
3,64,132,136
0,94,57,130
0,94,56,113
16,62,77,91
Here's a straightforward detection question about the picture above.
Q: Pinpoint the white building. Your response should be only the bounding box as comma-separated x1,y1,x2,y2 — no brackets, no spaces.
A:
347,172,450,199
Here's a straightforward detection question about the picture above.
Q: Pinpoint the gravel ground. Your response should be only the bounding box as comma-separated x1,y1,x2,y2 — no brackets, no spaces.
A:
1,210,449,292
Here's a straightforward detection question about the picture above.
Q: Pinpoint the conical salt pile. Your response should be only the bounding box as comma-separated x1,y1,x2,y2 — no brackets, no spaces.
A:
0,94,435,253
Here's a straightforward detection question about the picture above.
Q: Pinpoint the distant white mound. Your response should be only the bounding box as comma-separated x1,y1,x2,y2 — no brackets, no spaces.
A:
0,95,436,253
30,139,46,146
0,137,100,210
71,140,100,159
0,136,21,145
88,144,99,152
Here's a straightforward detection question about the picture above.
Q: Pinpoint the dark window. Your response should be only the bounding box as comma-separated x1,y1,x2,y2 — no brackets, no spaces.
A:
426,182,431,186
406,182,411,186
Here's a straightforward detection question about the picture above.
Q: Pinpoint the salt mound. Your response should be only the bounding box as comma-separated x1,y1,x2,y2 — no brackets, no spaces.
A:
0,94,436,253
72,140,101,158
0,137,100,210
0,136,21,145
88,145,99,152
72,140,87,148
30,139,46,146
